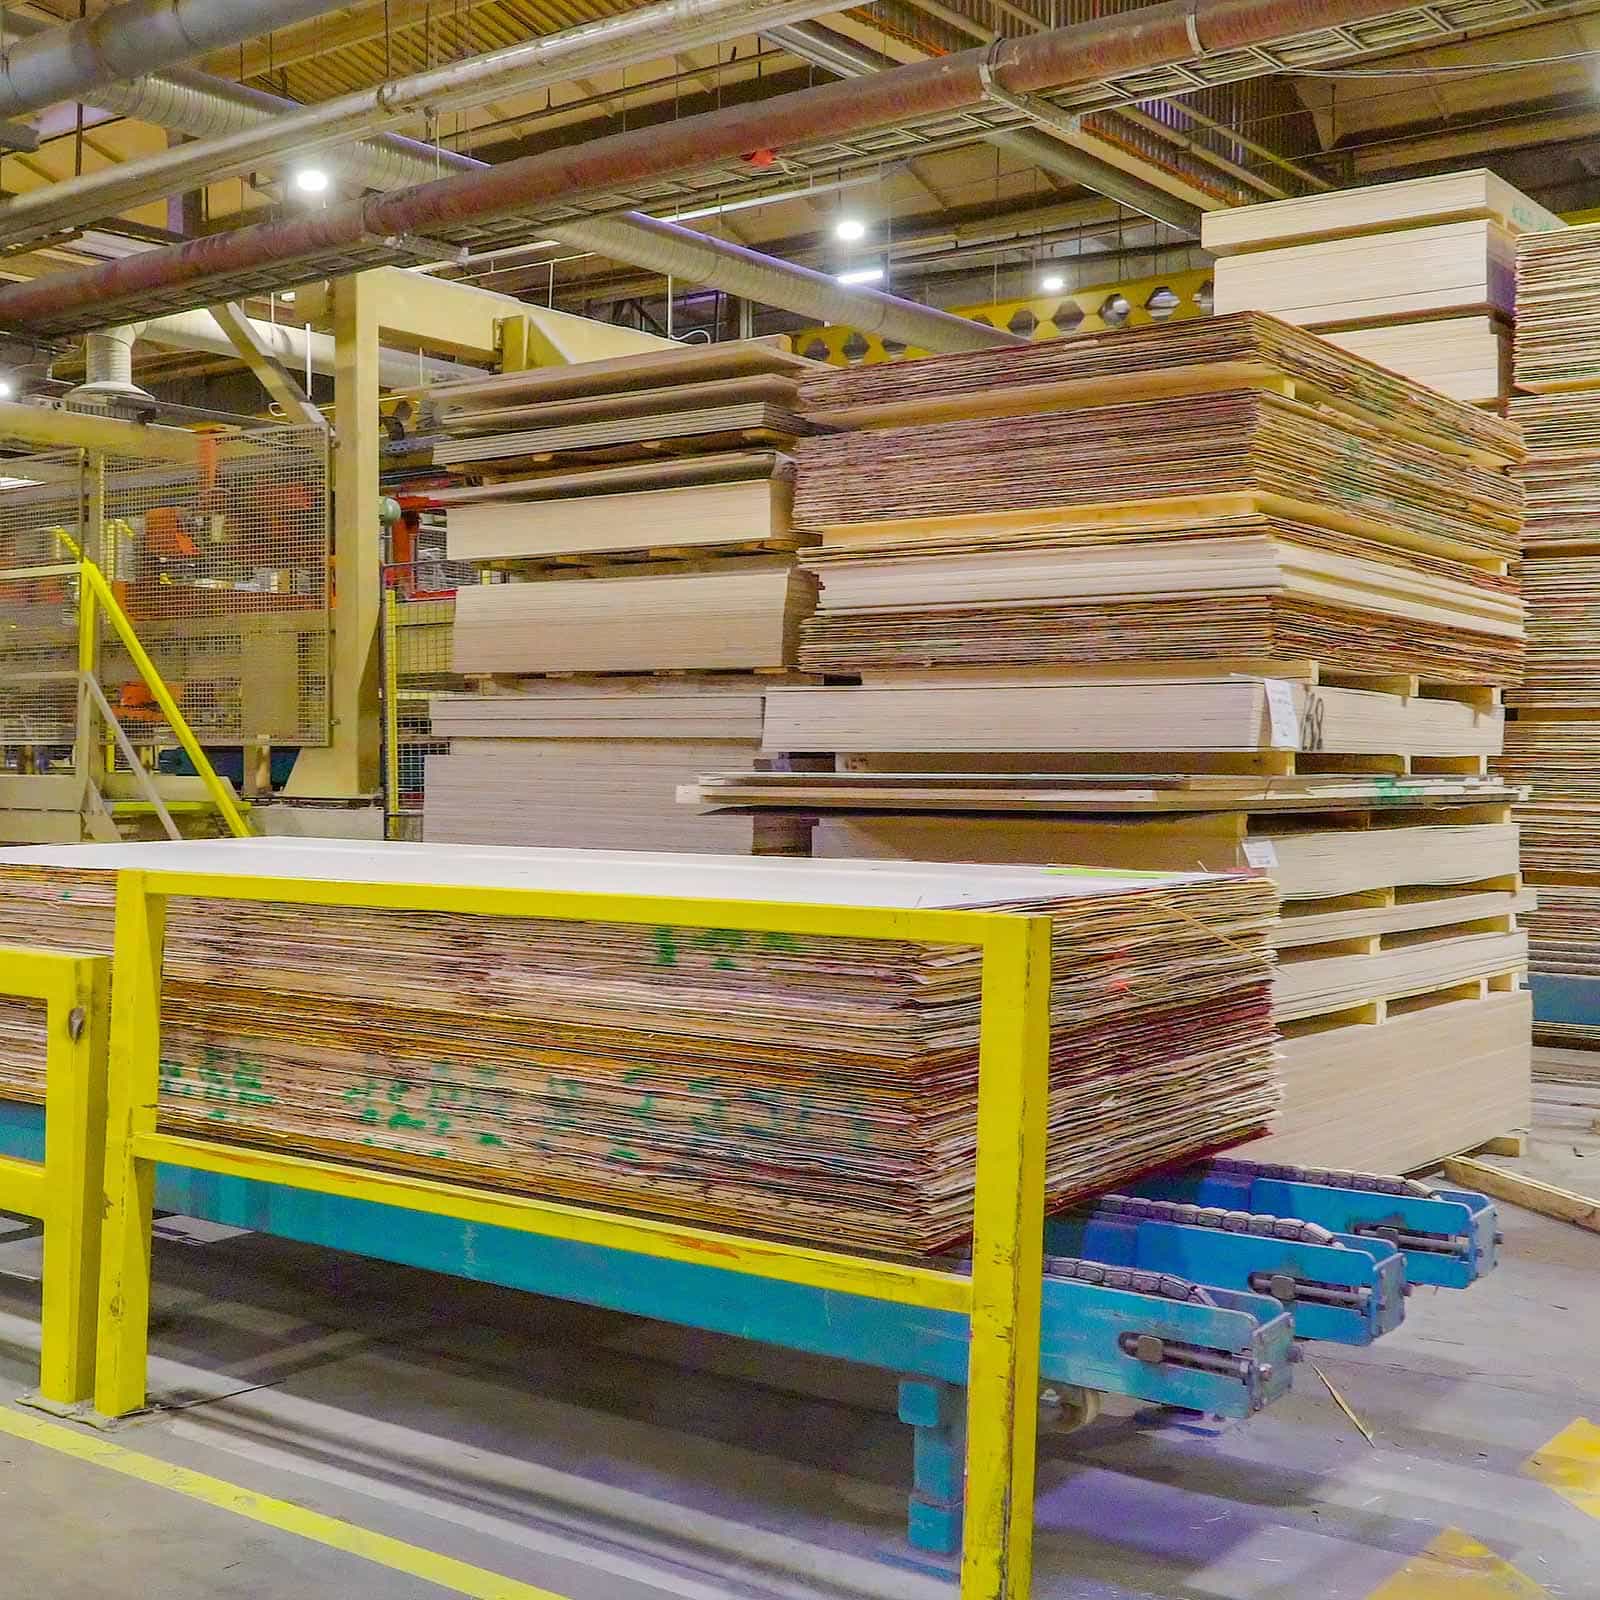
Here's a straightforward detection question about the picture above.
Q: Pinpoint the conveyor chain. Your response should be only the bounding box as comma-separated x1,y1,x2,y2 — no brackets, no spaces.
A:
1208,1156,1437,1200
1041,1253,1209,1303
1093,1192,1338,1246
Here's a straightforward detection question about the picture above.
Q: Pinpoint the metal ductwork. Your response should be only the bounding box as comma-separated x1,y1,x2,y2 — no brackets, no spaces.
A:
0,0,1440,335
0,0,352,120
768,22,1204,236
66,324,154,408
61,55,1019,353
0,0,859,251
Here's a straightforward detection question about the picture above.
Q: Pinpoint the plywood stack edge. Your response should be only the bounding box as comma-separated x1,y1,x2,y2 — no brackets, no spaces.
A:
420,341,829,855
1497,224,1600,1057
0,839,1282,1256
684,311,1532,1173
1205,171,1562,406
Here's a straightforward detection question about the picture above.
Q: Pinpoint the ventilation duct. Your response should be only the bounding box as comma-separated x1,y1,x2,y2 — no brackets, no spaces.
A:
66,324,154,408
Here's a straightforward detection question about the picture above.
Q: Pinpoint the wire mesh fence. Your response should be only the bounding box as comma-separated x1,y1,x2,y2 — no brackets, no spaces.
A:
383,539,477,841
100,425,330,749
0,425,331,777
0,451,87,749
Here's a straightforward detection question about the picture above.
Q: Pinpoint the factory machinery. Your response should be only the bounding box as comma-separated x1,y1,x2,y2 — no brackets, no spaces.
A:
0,1069,1497,1556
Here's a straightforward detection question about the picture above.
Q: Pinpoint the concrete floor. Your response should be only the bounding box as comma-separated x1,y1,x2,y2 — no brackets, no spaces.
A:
0,1141,1591,1599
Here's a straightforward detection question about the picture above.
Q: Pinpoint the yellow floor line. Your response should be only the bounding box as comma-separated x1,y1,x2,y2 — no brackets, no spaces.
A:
1524,1417,1600,1520
0,1404,569,1600
1364,1527,1550,1599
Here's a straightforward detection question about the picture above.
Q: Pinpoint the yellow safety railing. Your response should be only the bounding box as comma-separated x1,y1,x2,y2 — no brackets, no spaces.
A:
97,868,1052,1600
45,534,254,840
0,946,110,1408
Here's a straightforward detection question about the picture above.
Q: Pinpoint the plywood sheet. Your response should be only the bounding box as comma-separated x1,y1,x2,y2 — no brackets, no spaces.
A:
790,390,1521,561
1515,223,1600,391
1325,317,1511,406
451,563,814,675
1240,989,1531,1171
796,311,1520,466
810,813,1518,902
1201,171,1559,256
445,475,795,562
1506,557,1600,707
1211,219,1515,327
761,678,1504,756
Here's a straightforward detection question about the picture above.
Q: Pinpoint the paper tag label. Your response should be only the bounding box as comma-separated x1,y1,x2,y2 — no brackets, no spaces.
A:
1242,839,1279,870
1262,678,1299,749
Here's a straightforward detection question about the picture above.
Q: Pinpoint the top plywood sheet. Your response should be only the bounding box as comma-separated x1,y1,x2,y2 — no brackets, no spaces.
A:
0,836,1238,910
1201,170,1560,256
426,339,824,416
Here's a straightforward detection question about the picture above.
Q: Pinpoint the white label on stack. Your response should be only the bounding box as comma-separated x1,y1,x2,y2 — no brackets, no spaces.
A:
1241,839,1279,870
1262,678,1299,748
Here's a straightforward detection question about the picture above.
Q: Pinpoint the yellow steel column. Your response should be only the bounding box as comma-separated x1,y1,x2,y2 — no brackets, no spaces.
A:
73,453,103,794
961,915,1052,1600
38,953,110,1406
95,872,166,1418
381,586,401,836
285,272,381,799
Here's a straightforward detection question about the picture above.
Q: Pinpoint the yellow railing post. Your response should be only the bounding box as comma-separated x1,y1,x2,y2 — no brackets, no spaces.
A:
0,945,111,1408
95,872,166,1418
38,951,110,1407
961,915,1052,1600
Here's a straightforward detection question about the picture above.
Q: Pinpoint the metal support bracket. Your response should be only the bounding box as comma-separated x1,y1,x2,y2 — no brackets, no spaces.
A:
976,57,1082,141
381,233,470,266
207,301,328,434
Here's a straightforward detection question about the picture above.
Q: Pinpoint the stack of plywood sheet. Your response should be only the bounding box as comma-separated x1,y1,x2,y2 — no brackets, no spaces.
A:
419,342,826,854
1205,171,1560,405
687,312,1533,1172
423,684,807,853
1494,225,1600,1050
0,838,1280,1256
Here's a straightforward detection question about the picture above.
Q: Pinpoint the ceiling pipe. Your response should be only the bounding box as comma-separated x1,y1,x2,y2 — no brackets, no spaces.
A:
0,0,1431,332
0,0,354,121
769,22,1203,235
0,0,856,249
138,309,471,387
57,56,1018,352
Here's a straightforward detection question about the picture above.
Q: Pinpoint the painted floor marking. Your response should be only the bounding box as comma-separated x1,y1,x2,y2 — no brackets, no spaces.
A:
1363,1527,1551,1599
1524,1416,1600,1520
0,1404,569,1599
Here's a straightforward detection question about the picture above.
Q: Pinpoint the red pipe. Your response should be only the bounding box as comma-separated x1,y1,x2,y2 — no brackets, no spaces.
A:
0,0,1410,328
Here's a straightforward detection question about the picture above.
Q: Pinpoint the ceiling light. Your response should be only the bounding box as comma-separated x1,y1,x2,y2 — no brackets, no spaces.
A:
1040,272,1065,293
292,167,330,196
834,217,867,242
836,265,884,285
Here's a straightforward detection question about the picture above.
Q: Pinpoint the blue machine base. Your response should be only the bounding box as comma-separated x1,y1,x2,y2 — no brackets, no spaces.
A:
0,1101,1496,1558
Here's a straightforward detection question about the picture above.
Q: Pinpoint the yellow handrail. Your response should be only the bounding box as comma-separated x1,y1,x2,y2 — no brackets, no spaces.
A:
75,561,253,840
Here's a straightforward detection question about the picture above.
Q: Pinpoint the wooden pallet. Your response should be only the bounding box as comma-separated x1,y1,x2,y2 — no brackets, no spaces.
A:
1283,967,1524,1031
